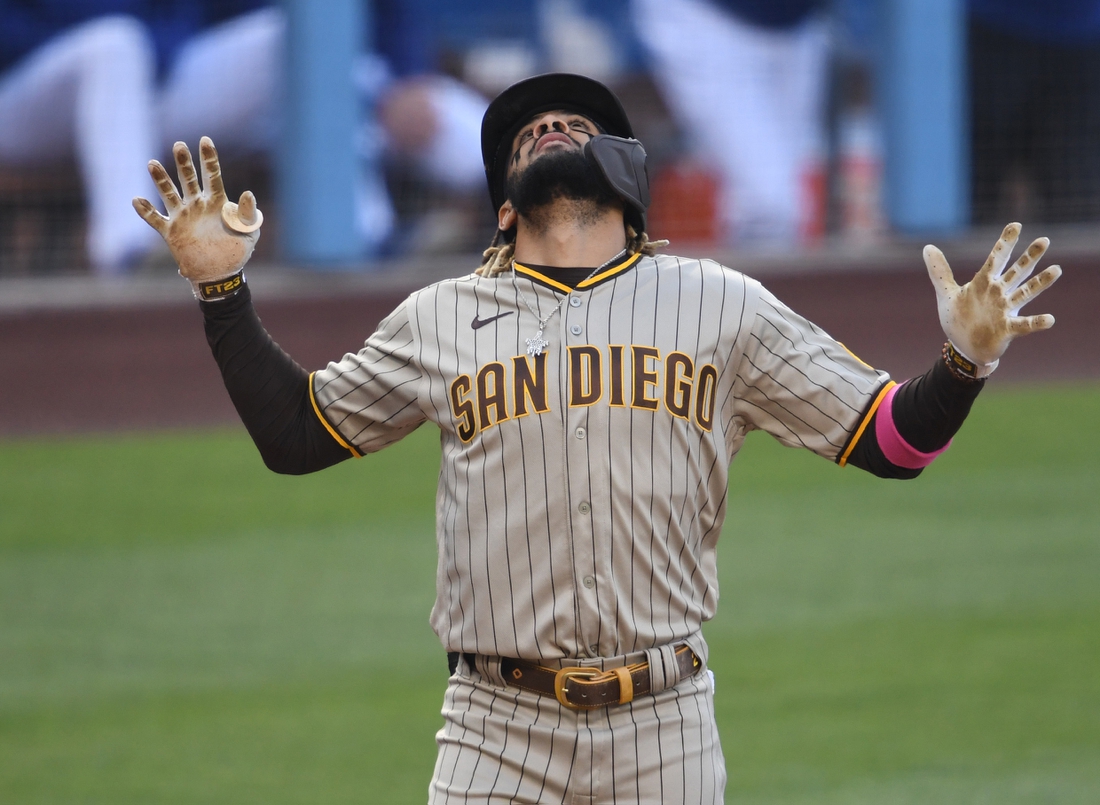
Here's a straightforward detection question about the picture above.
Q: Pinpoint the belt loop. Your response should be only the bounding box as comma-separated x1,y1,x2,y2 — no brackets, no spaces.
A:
474,654,507,688
683,632,708,668
661,642,680,687
643,643,678,693
642,647,663,691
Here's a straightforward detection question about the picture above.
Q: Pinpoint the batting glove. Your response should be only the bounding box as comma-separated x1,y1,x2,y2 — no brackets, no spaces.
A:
132,136,263,300
924,222,1061,378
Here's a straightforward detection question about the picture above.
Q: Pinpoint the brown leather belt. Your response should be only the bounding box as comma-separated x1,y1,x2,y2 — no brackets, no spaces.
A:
498,645,700,710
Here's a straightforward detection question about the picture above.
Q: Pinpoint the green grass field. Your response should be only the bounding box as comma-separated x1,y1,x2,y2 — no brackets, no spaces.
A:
2,383,1097,804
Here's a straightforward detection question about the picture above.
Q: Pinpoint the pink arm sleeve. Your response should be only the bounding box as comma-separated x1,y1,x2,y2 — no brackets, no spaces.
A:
874,383,952,469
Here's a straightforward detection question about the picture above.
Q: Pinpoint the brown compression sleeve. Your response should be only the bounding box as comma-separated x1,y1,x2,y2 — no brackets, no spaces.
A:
844,358,985,479
200,284,354,474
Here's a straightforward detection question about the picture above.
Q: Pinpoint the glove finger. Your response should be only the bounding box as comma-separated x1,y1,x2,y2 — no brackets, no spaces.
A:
239,191,258,223
1007,264,1062,311
1000,237,1048,289
147,159,182,212
1008,313,1055,336
981,222,1022,280
132,196,168,235
923,244,958,299
198,136,226,202
173,141,202,200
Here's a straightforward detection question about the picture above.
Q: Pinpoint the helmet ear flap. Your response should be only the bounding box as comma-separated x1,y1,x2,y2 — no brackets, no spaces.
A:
584,135,650,218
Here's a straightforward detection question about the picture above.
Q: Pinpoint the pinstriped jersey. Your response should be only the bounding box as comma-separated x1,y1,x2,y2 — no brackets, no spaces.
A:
311,252,890,660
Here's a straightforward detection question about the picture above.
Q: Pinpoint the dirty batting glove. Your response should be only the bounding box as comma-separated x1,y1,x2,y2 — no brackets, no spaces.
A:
924,222,1062,379
132,136,263,300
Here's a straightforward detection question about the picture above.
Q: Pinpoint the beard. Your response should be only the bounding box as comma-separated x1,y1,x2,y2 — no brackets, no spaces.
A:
506,147,620,232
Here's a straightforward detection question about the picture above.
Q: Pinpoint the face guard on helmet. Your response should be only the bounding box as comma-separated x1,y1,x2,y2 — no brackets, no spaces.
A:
480,73,650,238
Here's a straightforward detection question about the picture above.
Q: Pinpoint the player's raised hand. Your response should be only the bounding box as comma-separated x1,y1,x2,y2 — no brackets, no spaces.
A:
132,136,263,293
924,222,1061,377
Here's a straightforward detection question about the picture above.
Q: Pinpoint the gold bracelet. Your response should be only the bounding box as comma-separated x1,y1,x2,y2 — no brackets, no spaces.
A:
942,341,983,382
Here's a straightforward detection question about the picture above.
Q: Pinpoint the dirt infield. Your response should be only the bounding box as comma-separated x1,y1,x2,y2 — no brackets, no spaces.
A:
1,259,1096,437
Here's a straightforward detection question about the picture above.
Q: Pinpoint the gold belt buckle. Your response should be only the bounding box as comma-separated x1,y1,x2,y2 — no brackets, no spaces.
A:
554,667,600,709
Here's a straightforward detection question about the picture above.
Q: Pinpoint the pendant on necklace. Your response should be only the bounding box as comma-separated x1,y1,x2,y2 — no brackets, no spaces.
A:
526,329,549,357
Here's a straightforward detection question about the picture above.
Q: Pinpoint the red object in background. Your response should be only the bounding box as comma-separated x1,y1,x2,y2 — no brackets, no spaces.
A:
647,162,721,245
837,110,887,242
799,160,828,245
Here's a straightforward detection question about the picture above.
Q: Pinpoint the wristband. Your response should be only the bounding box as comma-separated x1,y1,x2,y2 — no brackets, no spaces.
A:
192,270,246,301
942,341,995,381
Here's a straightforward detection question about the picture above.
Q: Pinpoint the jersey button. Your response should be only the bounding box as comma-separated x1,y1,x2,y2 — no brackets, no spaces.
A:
582,575,595,589
575,427,586,440
570,324,583,336
569,297,582,308
578,501,591,514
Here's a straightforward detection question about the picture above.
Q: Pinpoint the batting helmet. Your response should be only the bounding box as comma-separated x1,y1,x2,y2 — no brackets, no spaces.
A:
481,73,649,234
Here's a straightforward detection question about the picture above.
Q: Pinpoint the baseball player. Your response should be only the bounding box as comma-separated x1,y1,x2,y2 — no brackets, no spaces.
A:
134,73,1061,804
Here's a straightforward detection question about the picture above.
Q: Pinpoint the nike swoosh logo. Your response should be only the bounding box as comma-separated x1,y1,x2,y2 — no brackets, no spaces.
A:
471,311,514,330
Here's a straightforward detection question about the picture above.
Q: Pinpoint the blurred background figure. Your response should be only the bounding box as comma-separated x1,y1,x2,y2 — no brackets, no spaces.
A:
0,0,491,275
0,0,274,276
632,0,831,247
155,2,282,170
160,0,491,259
12,0,1099,274
0,1,168,276
358,0,491,256
968,0,1100,225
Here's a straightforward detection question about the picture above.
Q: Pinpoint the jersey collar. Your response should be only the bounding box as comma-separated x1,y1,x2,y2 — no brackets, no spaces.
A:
513,251,643,293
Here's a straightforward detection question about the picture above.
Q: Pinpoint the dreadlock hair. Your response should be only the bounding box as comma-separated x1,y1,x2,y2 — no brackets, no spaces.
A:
475,224,669,278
